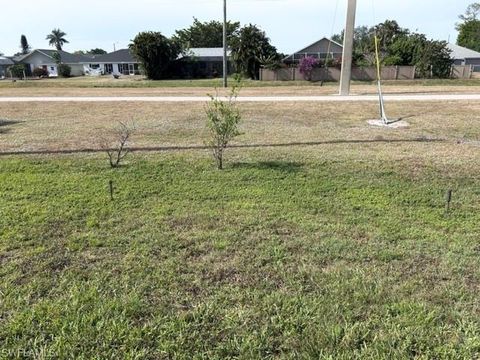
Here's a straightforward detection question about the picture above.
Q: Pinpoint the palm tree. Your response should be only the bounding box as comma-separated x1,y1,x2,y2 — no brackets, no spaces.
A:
46,29,69,51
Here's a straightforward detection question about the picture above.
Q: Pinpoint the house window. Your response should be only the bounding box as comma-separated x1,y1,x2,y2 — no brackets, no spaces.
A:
104,64,113,74
90,64,100,69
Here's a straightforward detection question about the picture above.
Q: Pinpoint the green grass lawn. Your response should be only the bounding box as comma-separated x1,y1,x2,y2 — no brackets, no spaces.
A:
2,75,480,89
1,150,479,358
0,77,322,89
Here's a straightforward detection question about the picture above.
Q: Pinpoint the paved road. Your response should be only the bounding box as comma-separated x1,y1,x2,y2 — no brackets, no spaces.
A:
0,94,480,102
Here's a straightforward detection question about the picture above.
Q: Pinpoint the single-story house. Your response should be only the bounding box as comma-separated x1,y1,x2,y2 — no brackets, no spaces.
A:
177,48,233,78
15,49,93,76
83,47,232,78
283,37,343,64
0,56,14,78
447,43,480,66
86,49,141,75
13,47,232,78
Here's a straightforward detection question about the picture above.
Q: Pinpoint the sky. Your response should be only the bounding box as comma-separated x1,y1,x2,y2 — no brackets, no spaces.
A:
0,0,473,56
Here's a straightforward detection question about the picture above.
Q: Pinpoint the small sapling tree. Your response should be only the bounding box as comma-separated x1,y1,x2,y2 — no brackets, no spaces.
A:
205,80,243,170
100,121,136,168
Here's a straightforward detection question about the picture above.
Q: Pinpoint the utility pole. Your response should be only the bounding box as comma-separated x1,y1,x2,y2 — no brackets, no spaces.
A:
223,0,228,88
339,0,357,96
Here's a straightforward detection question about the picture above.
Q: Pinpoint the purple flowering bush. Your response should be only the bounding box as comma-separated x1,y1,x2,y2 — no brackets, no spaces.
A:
299,56,319,81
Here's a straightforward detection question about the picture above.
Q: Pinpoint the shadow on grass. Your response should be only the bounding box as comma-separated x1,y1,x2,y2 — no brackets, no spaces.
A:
0,137,445,157
0,119,22,134
232,161,303,173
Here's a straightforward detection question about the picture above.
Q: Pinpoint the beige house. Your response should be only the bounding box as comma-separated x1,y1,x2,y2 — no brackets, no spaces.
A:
283,37,343,64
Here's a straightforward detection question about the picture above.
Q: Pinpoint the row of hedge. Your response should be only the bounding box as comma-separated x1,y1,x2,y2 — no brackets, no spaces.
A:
7,64,71,78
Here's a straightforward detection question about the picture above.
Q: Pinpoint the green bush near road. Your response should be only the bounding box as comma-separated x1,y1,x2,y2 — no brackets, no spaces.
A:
58,64,71,78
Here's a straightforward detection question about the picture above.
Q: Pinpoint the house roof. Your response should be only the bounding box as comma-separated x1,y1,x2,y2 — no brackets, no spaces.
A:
447,43,480,60
287,37,343,58
186,48,231,58
17,49,94,64
92,49,137,63
178,48,231,62
0,56,14,66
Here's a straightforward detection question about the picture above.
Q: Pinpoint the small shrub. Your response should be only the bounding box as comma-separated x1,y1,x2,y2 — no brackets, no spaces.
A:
100,121,136,168
32,67,49,78
58,64,71,77
205,81,243,170
299,56,319,81
8,64,26,78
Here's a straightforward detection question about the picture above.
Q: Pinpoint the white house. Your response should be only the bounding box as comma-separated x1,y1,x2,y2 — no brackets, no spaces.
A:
85,49,141,76
13,47,231,78
15,49,93,76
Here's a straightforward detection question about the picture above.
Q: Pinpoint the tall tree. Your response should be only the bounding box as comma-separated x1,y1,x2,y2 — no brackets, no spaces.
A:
386,33,452,77
332,25,376,64
174,17,240,48
129,32,180,80
89,48,107,55
332,21,408,66
20,35,31,55
459,2,480,22
230,24,279,79
332,19,453,77
46,28,69,51
374,20,408,51
457,3,480,51
73,48,107,55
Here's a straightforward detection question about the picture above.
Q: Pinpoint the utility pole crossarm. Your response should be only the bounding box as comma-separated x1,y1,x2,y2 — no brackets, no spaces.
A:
339,0,357,96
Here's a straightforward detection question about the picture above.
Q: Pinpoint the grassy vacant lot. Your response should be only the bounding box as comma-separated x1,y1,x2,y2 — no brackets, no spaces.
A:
1,100,480,358
0,101,479,154
1,76,480,97
1,76,480,88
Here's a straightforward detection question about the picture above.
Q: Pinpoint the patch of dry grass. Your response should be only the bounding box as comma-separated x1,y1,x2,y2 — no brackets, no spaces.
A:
1,84,480,97
1,76,480,97
0,101,479,157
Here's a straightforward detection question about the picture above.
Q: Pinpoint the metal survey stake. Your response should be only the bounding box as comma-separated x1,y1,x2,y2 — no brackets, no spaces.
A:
109,180,114,201
445,189,452,214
